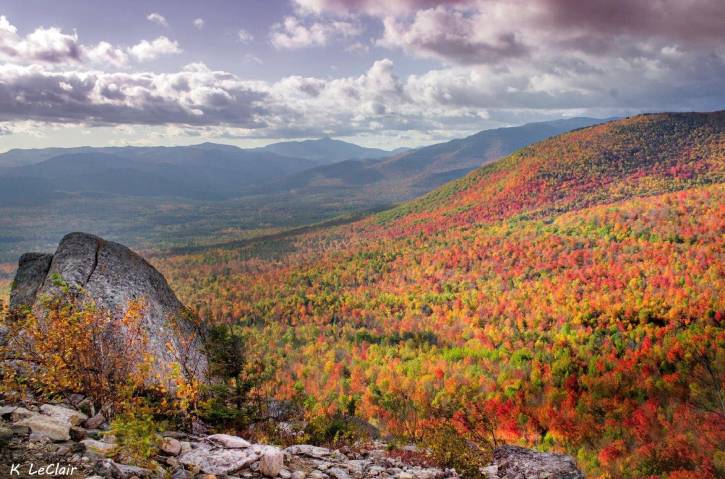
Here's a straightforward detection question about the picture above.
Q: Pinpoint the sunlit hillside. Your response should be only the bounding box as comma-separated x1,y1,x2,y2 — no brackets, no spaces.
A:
157,112,725,478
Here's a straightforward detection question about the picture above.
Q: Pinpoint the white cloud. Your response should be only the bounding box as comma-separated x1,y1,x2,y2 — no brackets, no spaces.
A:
244,53,263,64
0,15,81,63
128,36,181,62
379,6,527,65
1,52,724,141
238,29,253,43
146,12,169,28
193,18,205,30
0,16,183,67
270,16,362,49
84,41,129,68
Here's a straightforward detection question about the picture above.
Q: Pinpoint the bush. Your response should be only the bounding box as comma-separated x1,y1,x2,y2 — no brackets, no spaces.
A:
424,424,489,479
303,413,374,447
0,281,153,412
109,413,163,467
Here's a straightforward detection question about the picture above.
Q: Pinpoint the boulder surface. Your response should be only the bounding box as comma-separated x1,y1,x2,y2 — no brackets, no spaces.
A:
9,232,207,385
487,445,584,479
8,253,52,313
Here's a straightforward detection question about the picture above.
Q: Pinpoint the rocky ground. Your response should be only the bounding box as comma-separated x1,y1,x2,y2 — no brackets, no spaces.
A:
0,400,584,479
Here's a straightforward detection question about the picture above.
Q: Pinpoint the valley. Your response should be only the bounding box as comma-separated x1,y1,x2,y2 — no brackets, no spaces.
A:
0,118,604,269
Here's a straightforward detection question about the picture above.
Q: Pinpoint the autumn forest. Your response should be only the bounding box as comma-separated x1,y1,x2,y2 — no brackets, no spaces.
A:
144,112,725,478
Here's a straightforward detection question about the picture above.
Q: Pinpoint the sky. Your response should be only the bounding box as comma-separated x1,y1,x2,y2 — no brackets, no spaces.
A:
0,0,723,151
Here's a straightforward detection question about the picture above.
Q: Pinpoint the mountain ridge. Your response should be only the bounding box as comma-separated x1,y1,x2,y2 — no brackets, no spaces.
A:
258,117,608,199
0,137,399,169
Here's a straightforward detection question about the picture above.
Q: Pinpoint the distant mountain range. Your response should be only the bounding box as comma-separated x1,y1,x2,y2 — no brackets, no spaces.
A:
0,118,607,207
255,137,401,162
0,139,401,205
261,117,608,200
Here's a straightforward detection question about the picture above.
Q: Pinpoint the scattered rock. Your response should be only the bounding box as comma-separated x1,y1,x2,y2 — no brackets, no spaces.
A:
95,459,152,479
29,431,52,443
327,467,351,479
16,414,71,441
171,468,192,479
0,405,19,419
82,439,118,457
85,413,107,429
0,425,12,446
70,425,88,441
1,399,585,479
161,437,182,456
6,406,35,422
259,447,284,477
77,398,95,416
180,440,192,455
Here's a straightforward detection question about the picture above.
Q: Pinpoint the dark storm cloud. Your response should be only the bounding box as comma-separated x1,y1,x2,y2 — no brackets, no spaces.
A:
0,66,269,127
542,0,725,45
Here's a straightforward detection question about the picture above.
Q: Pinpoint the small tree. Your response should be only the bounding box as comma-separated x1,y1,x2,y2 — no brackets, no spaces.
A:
201,323,271,428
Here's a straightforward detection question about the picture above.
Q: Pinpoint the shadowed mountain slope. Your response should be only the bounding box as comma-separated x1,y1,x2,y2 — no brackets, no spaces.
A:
260,117,607,199
257,137,395,162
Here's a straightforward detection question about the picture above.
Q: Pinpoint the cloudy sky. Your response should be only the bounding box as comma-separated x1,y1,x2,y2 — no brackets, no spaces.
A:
1,0,723,151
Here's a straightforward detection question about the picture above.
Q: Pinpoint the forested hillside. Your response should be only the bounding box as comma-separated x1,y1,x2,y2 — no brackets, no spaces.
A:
157,112,724,478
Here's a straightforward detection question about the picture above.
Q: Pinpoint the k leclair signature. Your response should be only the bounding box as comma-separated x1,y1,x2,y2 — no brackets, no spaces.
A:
9,462,80,476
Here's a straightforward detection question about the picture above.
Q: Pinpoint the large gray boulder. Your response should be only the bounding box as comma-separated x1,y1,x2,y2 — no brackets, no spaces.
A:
487,445,584,479
9,232,207,386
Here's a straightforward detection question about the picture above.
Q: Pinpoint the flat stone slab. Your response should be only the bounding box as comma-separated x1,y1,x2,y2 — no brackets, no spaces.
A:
1,406,35,422
284,445,333,459
207,433,252,448
40,404,88,426
16,414,71,441
179,446,259,475
81,439,118,457
491,445,584,479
